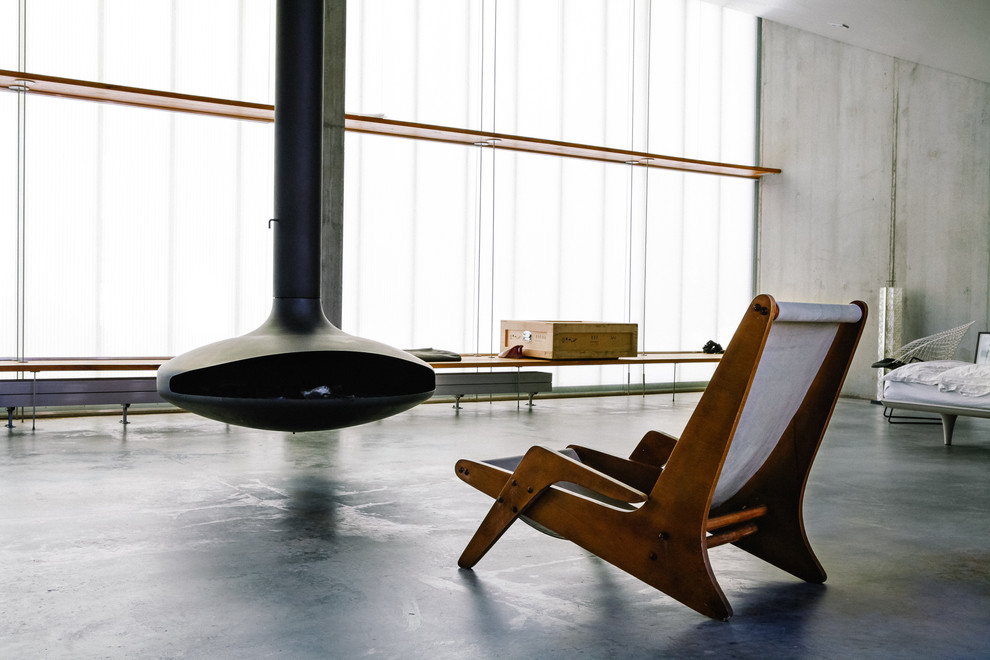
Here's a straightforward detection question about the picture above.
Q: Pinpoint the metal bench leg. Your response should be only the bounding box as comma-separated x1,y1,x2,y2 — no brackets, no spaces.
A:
5,407,13,428
121,403,130,425
453,395,462,411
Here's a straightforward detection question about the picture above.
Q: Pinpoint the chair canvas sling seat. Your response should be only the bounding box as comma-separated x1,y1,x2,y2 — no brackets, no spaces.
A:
453,294,867,620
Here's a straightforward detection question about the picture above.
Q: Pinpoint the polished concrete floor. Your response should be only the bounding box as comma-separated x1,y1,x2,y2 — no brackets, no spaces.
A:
2,393,990,658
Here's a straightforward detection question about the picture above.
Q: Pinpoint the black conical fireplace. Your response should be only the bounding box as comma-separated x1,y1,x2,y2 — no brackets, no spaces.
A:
157,0,435,432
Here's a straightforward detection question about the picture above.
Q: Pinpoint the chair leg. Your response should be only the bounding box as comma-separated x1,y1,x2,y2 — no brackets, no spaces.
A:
731,507,826,584
458,446,648,568
458,449,564,568
457,459,557,568
655,548,733,621
523,499,733,620
457,494,523,568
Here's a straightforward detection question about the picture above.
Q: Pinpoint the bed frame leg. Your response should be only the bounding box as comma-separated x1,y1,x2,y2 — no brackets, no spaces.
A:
940,413,957,446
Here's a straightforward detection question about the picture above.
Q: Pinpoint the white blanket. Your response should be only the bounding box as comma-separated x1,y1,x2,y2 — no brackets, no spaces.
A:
883,360,990,397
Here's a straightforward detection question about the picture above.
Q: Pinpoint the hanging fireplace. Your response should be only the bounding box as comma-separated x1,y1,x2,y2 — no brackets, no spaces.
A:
156,0,435,432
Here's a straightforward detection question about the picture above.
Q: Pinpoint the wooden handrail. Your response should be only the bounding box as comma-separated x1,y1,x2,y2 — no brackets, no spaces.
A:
0,69,779,180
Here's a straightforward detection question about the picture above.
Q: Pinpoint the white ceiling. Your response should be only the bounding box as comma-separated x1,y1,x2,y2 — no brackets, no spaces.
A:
703,0,990,84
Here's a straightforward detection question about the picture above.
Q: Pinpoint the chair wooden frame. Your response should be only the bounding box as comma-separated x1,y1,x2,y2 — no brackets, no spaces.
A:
454,294,867,620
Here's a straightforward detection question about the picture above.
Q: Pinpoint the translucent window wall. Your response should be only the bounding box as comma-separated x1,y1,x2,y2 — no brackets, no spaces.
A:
1,0,758,390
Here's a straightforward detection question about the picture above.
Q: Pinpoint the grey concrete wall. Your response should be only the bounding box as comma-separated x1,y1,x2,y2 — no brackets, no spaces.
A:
758,21,990,398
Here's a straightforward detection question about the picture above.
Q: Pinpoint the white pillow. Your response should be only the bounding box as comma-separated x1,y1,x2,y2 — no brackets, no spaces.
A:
938,364,990,397
882,360,971,386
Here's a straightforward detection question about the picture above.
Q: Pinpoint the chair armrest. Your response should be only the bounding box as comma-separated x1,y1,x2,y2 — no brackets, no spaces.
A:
566,444,662,493
511,446,648,504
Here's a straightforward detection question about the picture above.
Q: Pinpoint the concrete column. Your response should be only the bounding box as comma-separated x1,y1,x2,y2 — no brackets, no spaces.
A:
321,0,346,327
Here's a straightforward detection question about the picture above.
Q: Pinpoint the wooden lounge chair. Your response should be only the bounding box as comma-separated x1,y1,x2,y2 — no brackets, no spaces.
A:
454,294,867,620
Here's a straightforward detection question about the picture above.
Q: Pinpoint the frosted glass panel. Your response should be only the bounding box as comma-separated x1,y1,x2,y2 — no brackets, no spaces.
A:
22,95,102,356
0,93,15,357
0,0,17,70
494,0,633,147
23,0,274,103
343,133,478,350
21,96,272,357
346,0,479,128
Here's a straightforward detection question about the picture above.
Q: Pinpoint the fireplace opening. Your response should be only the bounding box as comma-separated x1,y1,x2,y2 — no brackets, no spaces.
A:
169,351,435,400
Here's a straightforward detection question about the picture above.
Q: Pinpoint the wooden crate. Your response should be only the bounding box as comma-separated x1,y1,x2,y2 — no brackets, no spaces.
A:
500,321,638,359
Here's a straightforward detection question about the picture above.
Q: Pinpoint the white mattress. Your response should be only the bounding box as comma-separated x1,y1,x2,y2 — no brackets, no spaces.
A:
883,380,990,412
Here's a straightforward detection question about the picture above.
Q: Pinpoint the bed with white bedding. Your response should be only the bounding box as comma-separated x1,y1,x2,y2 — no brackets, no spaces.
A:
881,360,990,445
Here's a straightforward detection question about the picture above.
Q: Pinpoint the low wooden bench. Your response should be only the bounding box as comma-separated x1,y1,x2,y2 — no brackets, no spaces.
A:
433,352,721,394
1,359,167,429
1,378,163,428
0,352,720,427
425,352,721,409
433,371,553,409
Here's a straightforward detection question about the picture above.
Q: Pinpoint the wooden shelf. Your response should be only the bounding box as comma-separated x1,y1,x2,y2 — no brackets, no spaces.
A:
430,352,722,369
0,69,274,122
1,69,779,179
345,116,779,179
0,352,720,373
0,358,168,372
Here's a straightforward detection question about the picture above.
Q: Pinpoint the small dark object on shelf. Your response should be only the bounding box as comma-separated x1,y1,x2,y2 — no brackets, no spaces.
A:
406,348,462,362
702,340,724,354
499,345,525,358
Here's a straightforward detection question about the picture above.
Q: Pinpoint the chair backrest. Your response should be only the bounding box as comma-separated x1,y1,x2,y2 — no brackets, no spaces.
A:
710,301,864,506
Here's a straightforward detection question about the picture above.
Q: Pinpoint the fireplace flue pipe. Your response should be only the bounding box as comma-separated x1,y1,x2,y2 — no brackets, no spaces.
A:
273,0,321,302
